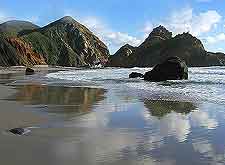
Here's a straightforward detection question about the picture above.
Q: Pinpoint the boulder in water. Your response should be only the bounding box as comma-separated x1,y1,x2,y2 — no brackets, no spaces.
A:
129,72,144,78
9,127,30,135
25,67,35,75
144,56,188,82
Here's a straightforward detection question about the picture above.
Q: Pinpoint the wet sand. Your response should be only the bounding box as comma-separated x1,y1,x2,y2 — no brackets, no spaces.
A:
0,69,106,165
0,83,53,165
0,67,225,165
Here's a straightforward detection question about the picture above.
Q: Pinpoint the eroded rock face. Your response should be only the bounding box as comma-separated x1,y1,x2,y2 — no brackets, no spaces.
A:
0,37,21,66
144,56,188,82
6,37,46,65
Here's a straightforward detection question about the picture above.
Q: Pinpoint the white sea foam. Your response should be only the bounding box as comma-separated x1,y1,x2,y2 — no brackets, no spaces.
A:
46,67,225,104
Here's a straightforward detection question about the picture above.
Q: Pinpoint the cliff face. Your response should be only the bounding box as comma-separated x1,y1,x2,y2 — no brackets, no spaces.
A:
0,36,21,66
0,36,46,66
108,26,225,67
0,17,110,67
6,37,46,65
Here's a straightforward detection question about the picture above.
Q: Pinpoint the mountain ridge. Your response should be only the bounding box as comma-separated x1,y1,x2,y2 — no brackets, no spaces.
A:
0,16,110,67
0,18,224,67
107,26,225,67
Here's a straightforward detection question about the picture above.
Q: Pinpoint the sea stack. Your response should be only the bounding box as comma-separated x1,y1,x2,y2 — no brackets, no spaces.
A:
144,56,188,82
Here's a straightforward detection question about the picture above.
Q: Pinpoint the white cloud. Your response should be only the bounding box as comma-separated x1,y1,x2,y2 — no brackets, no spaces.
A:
143,110,191,142
0,11,14,23
81,17,142,53
64,8,223,53
63,12,142,53
142,21,154,38
157,7,222,37
159,113,191,142
191,111,218,129
0,10,38,24
206,33,225,44
27,16,39,24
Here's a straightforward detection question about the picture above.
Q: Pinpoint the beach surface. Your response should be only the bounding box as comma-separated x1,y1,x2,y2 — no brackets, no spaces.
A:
0,67,225,165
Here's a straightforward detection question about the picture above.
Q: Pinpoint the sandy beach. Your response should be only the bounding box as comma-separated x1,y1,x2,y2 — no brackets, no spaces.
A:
0,67,225,165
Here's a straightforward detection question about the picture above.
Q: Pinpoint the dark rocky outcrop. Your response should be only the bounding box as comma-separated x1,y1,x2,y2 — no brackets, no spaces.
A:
107,26,225,67
0,16,110,67
9,127,30,135
144,56,188,82
129,72,144,78
25,67,35,75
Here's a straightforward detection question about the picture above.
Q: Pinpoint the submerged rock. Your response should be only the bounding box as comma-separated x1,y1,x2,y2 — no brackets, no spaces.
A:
9,128,30,135
25,67,34,75
129,72,144,78
144,56,188,82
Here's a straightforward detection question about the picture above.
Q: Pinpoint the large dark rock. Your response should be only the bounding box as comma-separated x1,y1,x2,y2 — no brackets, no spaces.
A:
25,67,35,75
144,56,188,82
9,128,30,135
129,72,144,78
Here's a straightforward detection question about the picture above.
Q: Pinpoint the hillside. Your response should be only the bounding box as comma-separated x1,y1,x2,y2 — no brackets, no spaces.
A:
0,20,39,37
0,16,110,67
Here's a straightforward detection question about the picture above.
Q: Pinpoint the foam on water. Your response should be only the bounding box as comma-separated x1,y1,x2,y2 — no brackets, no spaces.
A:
46,67,225,104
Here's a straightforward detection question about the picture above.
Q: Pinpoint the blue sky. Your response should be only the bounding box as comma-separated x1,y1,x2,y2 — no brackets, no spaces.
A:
0,0,225,53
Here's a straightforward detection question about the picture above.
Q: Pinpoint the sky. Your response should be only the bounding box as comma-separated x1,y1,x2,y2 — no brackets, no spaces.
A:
0,0,225,54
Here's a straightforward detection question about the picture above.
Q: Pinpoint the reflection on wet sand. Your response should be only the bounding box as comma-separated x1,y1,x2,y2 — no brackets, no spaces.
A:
7,84,106,114
144,99,197,117
0,72,24,84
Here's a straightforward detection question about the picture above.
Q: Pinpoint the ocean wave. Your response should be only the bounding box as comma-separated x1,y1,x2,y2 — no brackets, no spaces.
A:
45,67,225,105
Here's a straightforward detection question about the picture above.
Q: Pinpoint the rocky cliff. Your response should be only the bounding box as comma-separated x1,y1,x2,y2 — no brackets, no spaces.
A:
0,17,110,67
107,26,225,67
